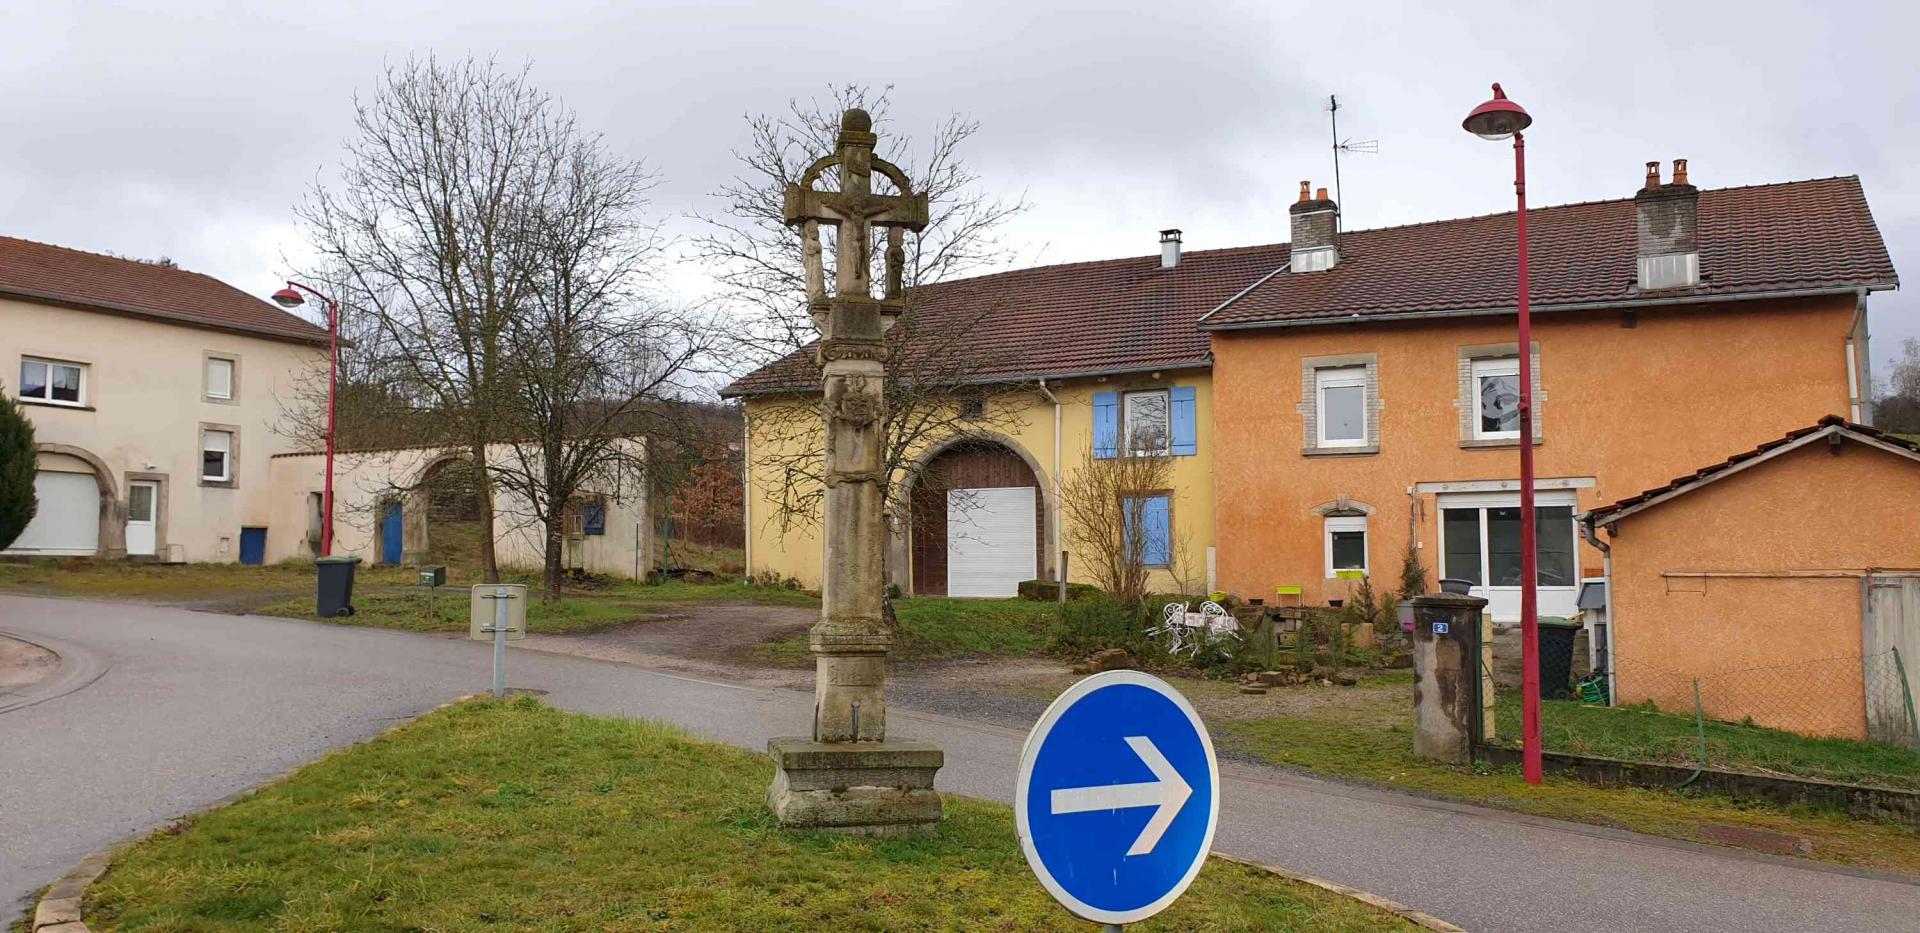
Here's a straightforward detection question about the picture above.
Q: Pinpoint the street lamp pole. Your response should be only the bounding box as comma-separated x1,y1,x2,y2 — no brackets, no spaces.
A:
270,282,341,558
1463,83,1542,785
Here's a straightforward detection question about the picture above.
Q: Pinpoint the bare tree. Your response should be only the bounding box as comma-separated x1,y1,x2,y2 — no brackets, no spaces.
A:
298,55,565,582
1875,337,1920,434
489,139,719,599
698,87,1035,556
1057,436,1180,604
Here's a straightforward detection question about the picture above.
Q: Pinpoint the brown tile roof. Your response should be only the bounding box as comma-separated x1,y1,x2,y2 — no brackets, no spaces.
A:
723,175,1897,396
0,235,331,345
1583,415,1920,526
1203,176,1896,329
721,241,1285,396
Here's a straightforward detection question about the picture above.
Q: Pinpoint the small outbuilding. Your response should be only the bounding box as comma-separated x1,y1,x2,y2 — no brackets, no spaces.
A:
1581,417,1920,742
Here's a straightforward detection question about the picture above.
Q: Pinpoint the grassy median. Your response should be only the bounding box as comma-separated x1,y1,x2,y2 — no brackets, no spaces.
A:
83,699,1412,932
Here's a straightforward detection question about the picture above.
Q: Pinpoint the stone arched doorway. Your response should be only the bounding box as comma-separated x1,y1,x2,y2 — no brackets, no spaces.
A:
402,454,488,566
906,438,1046,597
4,444,123,558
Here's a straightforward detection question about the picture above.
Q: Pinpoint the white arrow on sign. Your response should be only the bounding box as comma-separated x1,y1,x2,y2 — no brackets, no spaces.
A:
1049,735,1193,856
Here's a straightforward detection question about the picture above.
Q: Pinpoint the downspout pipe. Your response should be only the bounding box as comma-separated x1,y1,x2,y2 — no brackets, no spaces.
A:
1037,378,1063,584
1579,515,1617,706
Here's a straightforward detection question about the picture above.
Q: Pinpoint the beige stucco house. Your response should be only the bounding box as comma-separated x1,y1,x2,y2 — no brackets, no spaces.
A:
1,234,655,578
1,236,329,562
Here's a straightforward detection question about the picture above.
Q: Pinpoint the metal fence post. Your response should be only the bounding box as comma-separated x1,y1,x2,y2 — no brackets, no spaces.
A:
1893,647,1920,751
492,585,509,698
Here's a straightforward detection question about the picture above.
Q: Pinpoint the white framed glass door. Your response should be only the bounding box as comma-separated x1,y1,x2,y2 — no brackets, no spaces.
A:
1437,490,1580,621
127,480,158,556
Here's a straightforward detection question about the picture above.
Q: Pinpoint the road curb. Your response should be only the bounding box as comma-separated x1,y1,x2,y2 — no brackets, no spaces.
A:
1213,852,1468,932
27,694,479,932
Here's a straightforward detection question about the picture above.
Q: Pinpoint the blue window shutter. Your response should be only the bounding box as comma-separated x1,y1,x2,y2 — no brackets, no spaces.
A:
583,501,607,536
1169,386,1197,456
1092,391,1119,459
1143,496,1172,566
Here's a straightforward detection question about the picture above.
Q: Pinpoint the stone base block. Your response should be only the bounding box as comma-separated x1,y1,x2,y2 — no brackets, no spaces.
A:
766,737,943,834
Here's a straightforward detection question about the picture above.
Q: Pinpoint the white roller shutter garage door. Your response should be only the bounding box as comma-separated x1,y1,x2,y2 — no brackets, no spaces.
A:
7,471,100,556
946,486,1036,598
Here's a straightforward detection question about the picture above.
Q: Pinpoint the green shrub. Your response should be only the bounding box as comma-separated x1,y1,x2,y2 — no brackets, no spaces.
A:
1017,579,1102,602
0,390,35,552
1047,597,1149,657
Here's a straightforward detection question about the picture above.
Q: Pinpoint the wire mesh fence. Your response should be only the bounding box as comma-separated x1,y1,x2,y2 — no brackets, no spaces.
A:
1491,648,1920,790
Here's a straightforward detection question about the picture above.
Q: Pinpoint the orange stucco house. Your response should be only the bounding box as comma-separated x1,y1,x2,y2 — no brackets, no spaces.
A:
1581,418,1920,739
1200,166,1897,621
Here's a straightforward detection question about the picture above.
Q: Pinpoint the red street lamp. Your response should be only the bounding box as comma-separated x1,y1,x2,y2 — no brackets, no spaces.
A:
270,282,340,559
1462,83,1543,785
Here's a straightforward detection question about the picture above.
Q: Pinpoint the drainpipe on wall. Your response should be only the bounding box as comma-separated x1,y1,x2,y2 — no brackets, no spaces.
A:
1037,378,1063,584
741,414,752,575
1579,517,1618,706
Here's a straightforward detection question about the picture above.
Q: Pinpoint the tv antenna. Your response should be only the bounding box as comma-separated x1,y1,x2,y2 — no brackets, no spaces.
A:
1328,94,1378,230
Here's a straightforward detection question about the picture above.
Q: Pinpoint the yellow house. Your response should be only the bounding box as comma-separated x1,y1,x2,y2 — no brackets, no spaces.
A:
723,231,1270,596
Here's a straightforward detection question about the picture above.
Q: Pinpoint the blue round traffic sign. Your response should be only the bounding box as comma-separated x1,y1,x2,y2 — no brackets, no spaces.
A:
1016,670,1219,924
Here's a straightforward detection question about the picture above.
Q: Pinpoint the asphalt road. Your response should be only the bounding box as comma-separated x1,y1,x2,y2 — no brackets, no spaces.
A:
4,594,1918,932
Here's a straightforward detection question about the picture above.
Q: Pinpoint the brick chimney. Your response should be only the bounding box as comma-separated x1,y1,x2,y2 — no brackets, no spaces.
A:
1160,228,1182,269
1289,181,1339,272
1636,159,1699,290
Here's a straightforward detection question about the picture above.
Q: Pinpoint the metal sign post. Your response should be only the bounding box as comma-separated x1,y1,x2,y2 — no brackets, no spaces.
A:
1016,670,1219,927
469,584,527,697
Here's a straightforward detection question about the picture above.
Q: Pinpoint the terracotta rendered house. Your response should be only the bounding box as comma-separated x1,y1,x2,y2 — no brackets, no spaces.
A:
727,163,1899,613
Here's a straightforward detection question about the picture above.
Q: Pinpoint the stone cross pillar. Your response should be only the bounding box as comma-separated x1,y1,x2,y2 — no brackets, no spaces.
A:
765,109,942,834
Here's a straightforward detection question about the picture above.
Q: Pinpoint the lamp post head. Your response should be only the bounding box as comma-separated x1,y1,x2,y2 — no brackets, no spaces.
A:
270,286,305,309
1462,83,1532,141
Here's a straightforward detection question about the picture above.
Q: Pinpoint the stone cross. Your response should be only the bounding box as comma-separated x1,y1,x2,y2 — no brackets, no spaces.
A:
765,109,942,834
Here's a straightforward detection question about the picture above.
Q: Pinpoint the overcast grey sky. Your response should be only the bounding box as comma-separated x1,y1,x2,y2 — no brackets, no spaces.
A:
4,0,1912,388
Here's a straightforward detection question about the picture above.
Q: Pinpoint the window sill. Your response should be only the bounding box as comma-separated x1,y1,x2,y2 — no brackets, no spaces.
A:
204,396,239,406
1303,444,1379,458
199,478,237,489
1459,437,1543,449
17,399,94,412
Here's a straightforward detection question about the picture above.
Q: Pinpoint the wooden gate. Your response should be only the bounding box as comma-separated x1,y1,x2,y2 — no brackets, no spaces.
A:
1864,574,1920,745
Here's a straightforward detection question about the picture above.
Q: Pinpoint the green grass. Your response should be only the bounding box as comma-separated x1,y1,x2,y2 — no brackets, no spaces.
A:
755,597,1062,666
1220,679,1920,875
254,578,819,636
1495,692,1920,790
83,698,1411,932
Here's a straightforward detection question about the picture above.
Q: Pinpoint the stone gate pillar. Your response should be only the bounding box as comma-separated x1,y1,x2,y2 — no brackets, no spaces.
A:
1411,592,1489,763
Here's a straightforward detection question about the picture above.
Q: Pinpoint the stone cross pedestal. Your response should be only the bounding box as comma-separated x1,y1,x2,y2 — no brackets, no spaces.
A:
765,108,942,834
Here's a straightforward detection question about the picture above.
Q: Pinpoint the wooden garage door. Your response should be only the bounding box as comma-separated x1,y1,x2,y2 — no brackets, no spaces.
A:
910,442,1042,596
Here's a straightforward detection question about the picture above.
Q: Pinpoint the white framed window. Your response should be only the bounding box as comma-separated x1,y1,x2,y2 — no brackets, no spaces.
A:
19,357,86,407
1122,390,1171,455
1437,490,1582,621
1473,357,1522,440
201,430,232,481
1324,514,1369,577
1315,366,1367,448
205,356,235,400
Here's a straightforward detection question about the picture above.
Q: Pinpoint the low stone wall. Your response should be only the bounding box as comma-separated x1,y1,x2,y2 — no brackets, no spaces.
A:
1477,745,1920,827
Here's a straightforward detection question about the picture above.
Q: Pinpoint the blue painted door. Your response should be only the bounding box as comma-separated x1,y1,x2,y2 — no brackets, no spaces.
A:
238,527,266,565
380,502,403,564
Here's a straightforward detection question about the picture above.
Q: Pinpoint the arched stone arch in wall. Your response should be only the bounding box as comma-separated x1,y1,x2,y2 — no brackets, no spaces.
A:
899,433,1051,597
399,453,489,565
30,443,125,558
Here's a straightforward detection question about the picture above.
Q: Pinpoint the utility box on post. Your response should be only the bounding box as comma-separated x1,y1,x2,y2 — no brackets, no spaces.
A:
1411,592,1488,763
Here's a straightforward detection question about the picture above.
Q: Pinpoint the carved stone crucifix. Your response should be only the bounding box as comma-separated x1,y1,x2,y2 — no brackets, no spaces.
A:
765,108,942,835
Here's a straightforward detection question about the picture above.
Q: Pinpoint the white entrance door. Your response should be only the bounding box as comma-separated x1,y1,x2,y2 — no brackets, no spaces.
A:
1437,490,1582,622
946,486,1037,598
126,480,158,556
6,471,100,556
